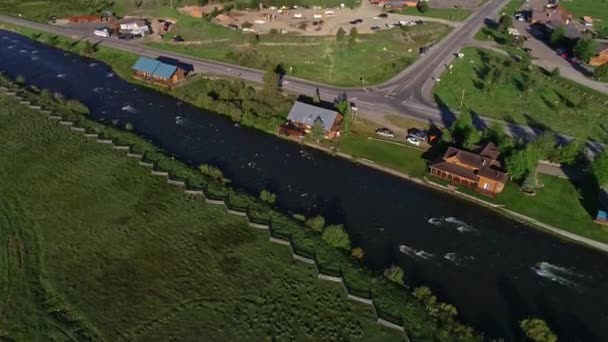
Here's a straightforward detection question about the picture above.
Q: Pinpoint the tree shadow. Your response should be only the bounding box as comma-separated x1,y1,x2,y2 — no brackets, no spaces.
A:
156,56,194,74
496,274,529,341
553,90,575,108
540,94,558,110
433,94,456,128
295,94,335,111
470,110,488,131
503,115,534,142
523,113,549,137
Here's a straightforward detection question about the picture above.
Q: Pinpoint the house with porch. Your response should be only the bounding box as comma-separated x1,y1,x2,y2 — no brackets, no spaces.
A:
285,101,343,140
132,57,186,87
429,142,508,197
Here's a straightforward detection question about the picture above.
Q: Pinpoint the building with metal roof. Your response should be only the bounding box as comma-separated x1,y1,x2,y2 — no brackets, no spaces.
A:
131,57,185,87
286,101,343,139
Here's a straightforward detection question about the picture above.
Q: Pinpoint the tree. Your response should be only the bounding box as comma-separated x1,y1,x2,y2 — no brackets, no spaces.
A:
81,40,95,55
416,1,429,13
520,319,557,342
321,224,351,250
348,27,357,48
336,27,346,42
311,117,325,142
591,151,608,185
335,98,352,136
573,36,598,62
506,148,532,181
305,215,325,232
554,139,582,165
208,6,220,19
497,14,512,33
549,26,567,46
450,111,481,149
262,65,280,93
384,265,405,285
259,190,276,204
594,63,608,82
198,164,229,184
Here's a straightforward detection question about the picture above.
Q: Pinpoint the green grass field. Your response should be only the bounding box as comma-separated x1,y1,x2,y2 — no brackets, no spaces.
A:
560,0,608,24
0,95,407,340
393,7,472,21
434,47,608,143
148,8,450,86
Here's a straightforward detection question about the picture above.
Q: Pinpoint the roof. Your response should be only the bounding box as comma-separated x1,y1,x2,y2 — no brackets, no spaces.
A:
118,18,147,26
480,142,500,161
430,161,478,182
478,167,509,183
153,63,178,79
286,101,340,132
132,57,179,80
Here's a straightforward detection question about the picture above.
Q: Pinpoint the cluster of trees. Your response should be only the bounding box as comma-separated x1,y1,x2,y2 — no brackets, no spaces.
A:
198,164,230,184
412,286,478,340
447,111,583,191
520,318,557,342
171,73,292,132
550,28,598,63
416,1,429,13
298,214,351,250
384,264,405,285
259,190,276,204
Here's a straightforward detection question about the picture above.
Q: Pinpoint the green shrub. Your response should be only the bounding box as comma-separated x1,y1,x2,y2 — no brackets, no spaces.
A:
384,264,404,286
124,122,134,131
321,224,350,250
305,215,325,232
198,164,229,184
65,99,90,115
259,189,276,204
292,213,306,222
15,75,26,84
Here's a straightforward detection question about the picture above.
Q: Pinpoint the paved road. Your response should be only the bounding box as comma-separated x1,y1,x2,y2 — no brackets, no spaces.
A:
0,0,510,128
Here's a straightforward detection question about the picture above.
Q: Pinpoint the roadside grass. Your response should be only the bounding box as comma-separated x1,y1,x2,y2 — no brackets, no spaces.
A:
434,47,608,143
474,0,524,42
147,8,451,86
560,0,608,24
393,7,472,21
0,96,402,341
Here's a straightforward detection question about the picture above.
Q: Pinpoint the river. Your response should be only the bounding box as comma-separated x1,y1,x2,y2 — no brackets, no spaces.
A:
1,29,607,340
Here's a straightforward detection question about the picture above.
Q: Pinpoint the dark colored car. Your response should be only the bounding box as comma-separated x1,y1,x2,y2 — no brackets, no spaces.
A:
118,33,134,40
173,35,185,42
378,13,388,18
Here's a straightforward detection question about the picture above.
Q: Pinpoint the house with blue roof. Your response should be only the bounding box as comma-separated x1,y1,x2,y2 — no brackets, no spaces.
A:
132,56,185,87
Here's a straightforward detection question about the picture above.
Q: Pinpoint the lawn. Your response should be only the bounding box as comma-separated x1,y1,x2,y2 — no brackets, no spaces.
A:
0,95,405,340
336,119,430,178
147,8,451,86
495,175,608,243
434,47,608,143
560,0,608,24
393,7,472,21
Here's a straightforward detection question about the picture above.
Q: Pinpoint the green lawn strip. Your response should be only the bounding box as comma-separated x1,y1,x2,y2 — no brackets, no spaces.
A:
393,7,472,21
338,132,429,178
434,47,608,143
147,8,450,86
0,94,402,341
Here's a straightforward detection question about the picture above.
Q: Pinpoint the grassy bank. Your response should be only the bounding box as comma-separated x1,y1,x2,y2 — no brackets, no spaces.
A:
560,0,608,24
147,7,450,86
393,7,472,21
434,47,608,143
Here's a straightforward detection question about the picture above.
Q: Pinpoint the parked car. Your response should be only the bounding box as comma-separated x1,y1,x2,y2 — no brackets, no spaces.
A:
407,128,427,142
375,128,395,138
406,135,420,146
371,26,381,32
173,35,185,42
378,13,388,18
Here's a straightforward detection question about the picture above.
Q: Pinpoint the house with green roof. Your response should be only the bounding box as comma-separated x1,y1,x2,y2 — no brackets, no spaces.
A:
132,57,185,87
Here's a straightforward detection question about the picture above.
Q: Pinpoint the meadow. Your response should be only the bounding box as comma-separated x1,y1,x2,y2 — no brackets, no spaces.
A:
147,7,450,86
434,47,608,143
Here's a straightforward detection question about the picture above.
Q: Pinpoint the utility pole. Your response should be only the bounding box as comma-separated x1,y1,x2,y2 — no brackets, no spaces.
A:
459,88,466,109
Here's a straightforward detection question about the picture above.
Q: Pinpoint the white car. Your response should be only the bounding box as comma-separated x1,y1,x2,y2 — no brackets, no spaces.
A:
406,136,420,146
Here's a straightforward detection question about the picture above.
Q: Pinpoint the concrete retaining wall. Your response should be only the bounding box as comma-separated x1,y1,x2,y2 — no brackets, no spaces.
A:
248,221,270,229
205,198,225,205
112,145,130,151
226,207,247,216
167,179,186,187
318,273,343,283
59,120,73,126
84,133,98,138
138,161,154,168
96,139,113,144
126,152,143,159
70,126,86,132
184,189,204,196
150,170,169,177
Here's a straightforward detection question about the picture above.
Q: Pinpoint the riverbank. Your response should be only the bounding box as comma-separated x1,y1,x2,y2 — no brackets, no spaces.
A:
4,20,607,252
0,73,486,340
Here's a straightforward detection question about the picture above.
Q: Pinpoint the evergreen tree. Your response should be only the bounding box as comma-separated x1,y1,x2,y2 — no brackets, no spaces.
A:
262,65,280,93
336,27,346,42
311,117,325,142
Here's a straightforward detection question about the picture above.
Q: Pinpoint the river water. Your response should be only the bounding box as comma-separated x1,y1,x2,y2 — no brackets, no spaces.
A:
1,30,607,340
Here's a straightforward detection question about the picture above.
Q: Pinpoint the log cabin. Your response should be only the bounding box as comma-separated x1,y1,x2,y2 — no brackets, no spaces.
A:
132,57,185,87
285,101,343,140
429,142,508,197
